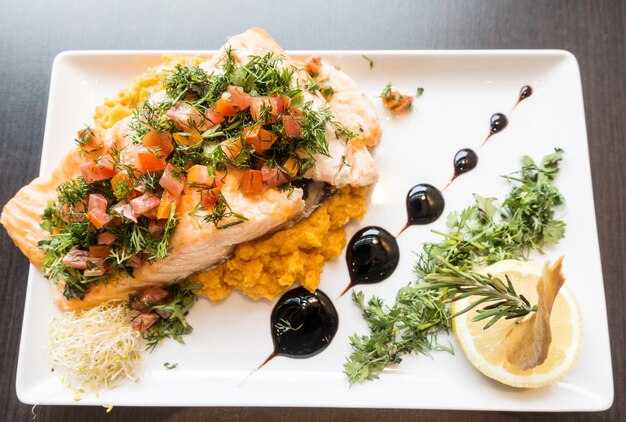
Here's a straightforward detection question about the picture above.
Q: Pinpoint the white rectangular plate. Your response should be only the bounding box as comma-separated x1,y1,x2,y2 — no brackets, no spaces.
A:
16,50,613,411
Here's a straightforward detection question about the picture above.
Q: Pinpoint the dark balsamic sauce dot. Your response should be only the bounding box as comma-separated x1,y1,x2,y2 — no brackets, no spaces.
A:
405,183,445,226
270,287,338,358
346,226,399,286
489,113,509,135
453,148,478,177
518,85,533,103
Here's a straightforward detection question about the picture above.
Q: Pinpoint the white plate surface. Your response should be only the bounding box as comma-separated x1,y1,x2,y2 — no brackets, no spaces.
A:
15,50,613,411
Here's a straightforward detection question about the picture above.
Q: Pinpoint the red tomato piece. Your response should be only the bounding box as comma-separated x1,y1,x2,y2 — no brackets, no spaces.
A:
214,98,237,117
77,127,103,153
142,130,174,158
205,108,225,127
269,94,290,120
88,193,107,211
127,254,143,270
156,192,176,220
240,169,263,194
97,232,116,245
261,165,289,189
140,287,169,304
220,138,244,161
130,312,160,333
282,113,303,138
304,56,322,76
137,146,168,172
159,164,186,198
62,249,89,270
224,85,252,111
130,193,161,216
199,188,220,208
80,158,115,184
112,201,138,223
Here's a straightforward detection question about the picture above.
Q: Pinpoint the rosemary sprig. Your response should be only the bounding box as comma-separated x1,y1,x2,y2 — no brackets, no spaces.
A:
423,258,536,329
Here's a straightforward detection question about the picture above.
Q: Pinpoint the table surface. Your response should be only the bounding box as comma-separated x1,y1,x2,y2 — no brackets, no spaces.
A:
1,0,624,420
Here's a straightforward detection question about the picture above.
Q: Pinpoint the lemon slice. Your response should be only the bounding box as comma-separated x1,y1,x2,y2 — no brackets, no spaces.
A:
451,259,583,388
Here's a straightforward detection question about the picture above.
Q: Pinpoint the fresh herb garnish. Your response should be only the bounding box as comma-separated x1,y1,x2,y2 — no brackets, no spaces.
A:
133,282,200,352
163,362,178,370
344,150,566,384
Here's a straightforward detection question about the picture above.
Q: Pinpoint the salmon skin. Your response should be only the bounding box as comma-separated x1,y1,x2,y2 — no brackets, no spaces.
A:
0,28,381,311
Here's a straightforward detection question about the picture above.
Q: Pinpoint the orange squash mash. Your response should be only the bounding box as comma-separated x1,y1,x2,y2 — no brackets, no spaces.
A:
192,185,367,302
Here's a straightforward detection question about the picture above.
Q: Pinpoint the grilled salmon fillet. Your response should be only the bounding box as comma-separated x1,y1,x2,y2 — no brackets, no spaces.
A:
1,28,381,311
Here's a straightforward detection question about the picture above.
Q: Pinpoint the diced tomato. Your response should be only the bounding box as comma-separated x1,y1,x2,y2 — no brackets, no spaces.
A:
97,232,116,245
113,201,138,223
87,194,111,229
148,219,166,238
283,157,299,177
142,130,174,157
242,126,277,153
304,56,322,76
240,169,263,194
137,146,168,172
205,108,225,127
59,202,86,224
143,206,158,220
157,192,176,219
89,245,110,259
159,164,186,198
249,97,264,122
84,257,106,277
282,112,303,138
166,102,209,132
269,94,290,119
87,208,111,229
110,171,132,198
261,166,289,189
130,298,147,311
88,193,107,211
187,165,226,188
130,193,160,216
220,138,244,161
130,312,160,333
77,127,103,153
172,131,203,147
214,98,237,117
62,249,89,270
140,287,169,304
381,89,414,112
224,85,252,111
80,158,115,184
200,188,220,208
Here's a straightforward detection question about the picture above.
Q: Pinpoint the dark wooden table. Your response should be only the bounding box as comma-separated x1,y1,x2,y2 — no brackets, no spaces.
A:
1,1,624,420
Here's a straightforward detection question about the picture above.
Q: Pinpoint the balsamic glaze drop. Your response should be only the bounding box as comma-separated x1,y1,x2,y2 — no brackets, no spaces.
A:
444,149,479,189
269,287,338,359
515,85,533,107
398,184,445,235
340,226,400,296
453,148,478,177
482,113,509,146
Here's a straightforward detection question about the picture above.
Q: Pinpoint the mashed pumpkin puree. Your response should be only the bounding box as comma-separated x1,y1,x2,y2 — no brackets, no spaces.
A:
93,55,370,303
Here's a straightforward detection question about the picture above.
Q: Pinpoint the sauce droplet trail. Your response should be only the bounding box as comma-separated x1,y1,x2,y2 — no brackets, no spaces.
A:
513,85,533,109
398,183,445,235
444,148,479,190
268,287,339,360
481,113,509,146
340,226,400,296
